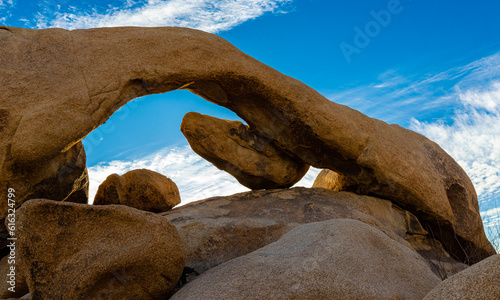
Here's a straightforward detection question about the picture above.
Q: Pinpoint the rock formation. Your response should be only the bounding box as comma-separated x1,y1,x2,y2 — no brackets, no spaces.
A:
163,187,467,278
312,169,358,191
0,255,28,299
9,199,185,300
181,112,309,189
93,168,180,212
423,254,500,299
171,219,441,300
0,141,88,258
0,26,493,262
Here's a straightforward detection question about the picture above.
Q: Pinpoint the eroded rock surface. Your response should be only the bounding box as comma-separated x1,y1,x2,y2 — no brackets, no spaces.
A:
93,168,180,212
163,187,466,277
0,26,494,263
312,169,358,191
423,254,500,300
14,199,185,300
0,141,88,255
171,219,441,300
0,255,28,299
181,112,309,189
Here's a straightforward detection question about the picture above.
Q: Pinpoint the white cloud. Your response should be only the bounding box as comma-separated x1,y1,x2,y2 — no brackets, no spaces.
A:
328,53,500,126
481,207,500,219
0,0,13,8
410,81,500,204
88,145,320,206
458,81,500,111
36,0,292,32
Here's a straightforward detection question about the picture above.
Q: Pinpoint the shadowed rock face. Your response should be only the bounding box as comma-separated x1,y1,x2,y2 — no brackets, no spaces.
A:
10,199,186,300
423,254,500,300
170,219,442,300
181,112,309,189
0,140,88,237
163,187,467,278
0,26,494,263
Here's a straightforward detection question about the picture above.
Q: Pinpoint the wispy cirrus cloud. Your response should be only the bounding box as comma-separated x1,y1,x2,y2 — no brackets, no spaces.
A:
0,0,13,7
328,53,500,126
326,52,500,243
34,0,293,32
410,80,500,209
87,145,320,206
0,0,13,11
0,0,13,24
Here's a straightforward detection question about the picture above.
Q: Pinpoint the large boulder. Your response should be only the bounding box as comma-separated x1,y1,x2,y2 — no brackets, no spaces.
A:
0,26,494,263
181,112,309,189
93,169,180,212
424,254,500,299
0,141,88,258
163,187,466,277
12,199,185,300
171,219,441,300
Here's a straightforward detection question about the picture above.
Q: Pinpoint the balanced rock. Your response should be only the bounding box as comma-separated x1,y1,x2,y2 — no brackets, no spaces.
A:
424,254,500,299
181,112,309,189
0,26,494,263
312,169,358,191
14,199,185,300
171,219,441,300
93,169,180,212
163,187,465,277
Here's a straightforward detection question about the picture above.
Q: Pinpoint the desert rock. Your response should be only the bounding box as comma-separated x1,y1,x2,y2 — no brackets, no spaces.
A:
0,141,88,255
171,219,441,300
423,254,500,299
181,112,309,189
163,187,466,277
0,255,28,299
93,168,180,212
14,199,185,300
312,169,358,191
0,26,494,263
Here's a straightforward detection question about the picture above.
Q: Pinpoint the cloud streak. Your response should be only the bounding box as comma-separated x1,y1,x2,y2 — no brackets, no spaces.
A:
87,145,320,206
35,0,292,32
410,80,500,209
327,53,500,126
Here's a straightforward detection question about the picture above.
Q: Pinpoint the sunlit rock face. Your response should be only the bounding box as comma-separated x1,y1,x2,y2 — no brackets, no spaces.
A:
93,168,181,212
181,112,309,190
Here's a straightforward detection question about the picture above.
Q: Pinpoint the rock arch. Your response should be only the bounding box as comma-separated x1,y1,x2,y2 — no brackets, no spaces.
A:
0,26,495,263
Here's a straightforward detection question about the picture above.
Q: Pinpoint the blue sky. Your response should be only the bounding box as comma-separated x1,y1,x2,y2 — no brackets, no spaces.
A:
2,0,499,244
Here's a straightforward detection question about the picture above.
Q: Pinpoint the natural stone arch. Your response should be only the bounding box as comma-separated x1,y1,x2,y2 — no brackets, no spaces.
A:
0,26,495,263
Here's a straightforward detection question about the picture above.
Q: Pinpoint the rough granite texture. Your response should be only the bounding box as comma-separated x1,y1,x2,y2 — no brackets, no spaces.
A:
423,254,500,299
10,199,185,300
163,187,467,277
93,168,180,212
171,219,442,300
312,169,359,191
181,112,309,189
